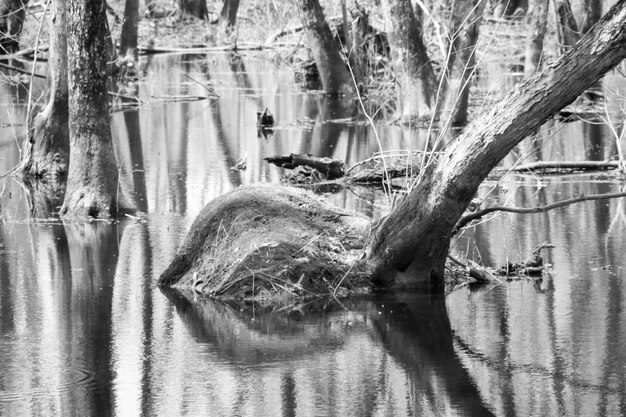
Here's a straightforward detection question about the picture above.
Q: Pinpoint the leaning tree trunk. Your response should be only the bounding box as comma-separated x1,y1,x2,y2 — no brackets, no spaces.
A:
61,0,131,218
178,0,207,20
366,0,626,289
0,0,28,53
120,0,139,62
298,0,355,95
219,0,239,29
22,0,69,180
524,0,549,76
382,0,438,124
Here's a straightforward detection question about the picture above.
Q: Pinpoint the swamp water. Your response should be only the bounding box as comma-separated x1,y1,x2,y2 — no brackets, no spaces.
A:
0,53,625,416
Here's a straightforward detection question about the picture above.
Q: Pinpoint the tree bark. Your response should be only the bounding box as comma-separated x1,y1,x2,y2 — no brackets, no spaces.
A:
120,0,139,61
178,0,207,20
382,0,438,123
61,0,131,218
366,0,626,289
219,0,239,29
22,0,69,180
298,0,355,95
0,0,28,53
524,0,549,76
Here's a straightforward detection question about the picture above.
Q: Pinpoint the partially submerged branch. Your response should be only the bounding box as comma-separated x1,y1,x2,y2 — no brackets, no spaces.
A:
455,191,626,232
513,160,622,173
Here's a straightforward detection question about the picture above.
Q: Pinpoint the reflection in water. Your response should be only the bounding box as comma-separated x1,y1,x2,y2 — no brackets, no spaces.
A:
1,53,626,416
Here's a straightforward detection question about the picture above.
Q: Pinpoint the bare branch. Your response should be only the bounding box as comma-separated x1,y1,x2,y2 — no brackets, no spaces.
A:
455,191,626,232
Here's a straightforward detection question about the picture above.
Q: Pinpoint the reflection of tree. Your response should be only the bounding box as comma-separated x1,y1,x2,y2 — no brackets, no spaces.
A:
371,294,495,416
123,110,148,212
163,292,493,416
64,222,124,415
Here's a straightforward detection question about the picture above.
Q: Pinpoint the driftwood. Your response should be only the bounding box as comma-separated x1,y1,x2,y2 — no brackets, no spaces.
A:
513,160,622,173
265,153,345,180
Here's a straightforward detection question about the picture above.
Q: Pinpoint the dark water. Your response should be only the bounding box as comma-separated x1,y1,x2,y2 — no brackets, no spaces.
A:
1,53,625,416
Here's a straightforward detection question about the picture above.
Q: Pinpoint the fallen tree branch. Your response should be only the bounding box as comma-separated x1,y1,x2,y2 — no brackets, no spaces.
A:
265,153,345,179
137,42,268,55
513,160,621,173
455,191,626,232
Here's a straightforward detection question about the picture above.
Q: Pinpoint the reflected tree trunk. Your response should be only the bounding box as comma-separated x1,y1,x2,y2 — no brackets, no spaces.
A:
124,110,148,212
120,0,139,62
382,0,438,123
0,0,28,53
298,0,355,95
22,0,69,181
61,0,133,218
524,0,549,76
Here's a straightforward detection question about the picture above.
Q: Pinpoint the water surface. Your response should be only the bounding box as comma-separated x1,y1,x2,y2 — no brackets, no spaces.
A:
1,52,625,416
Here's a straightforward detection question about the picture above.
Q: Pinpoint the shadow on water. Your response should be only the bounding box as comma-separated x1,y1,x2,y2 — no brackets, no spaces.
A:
162,290,494,416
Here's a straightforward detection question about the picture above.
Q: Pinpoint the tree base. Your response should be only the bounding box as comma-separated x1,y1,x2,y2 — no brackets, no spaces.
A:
158,185,372,301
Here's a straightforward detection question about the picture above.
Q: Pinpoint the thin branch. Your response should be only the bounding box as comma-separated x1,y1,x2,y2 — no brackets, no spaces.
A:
0,62,46,78
455,191,626,232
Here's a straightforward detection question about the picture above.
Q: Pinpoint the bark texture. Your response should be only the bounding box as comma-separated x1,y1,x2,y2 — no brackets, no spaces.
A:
366,0,626,289
61,0,128,218
0,0,27,53
298,0,355,95
524,0,549,76
23,0,69,180
382,0,438,123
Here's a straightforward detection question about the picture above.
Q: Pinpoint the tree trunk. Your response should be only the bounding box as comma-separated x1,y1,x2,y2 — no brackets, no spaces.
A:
178,0,207,20
382,0,438,123
524,0,549,76
298,0,355,95
120,0,139,61
575,0,601,34
22,0,69,180
366,0,626,289
446,0,486,126
61,0,131,218
0,0,28,53
219,0,239,29
494,0,527,17
555,0,581,53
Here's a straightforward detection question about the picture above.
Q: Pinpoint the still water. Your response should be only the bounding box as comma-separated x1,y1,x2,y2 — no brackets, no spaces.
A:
1,52,625,416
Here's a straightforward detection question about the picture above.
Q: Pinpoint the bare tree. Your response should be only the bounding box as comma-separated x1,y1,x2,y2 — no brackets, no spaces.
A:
61,0,132,218
23,0,69,180
0,0,28,53
120,0,139,61
524,0,549,76
219,0,239,29
178,0,207,20
298,0,355,95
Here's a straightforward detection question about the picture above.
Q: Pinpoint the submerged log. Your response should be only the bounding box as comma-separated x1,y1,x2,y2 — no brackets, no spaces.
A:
158,185,371,300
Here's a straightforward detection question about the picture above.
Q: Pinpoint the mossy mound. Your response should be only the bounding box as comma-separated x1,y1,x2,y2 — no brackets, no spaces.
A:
158,185,372,301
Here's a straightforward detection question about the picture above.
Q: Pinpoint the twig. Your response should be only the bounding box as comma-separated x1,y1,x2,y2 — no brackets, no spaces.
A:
0,62,46,78
455,191,626,232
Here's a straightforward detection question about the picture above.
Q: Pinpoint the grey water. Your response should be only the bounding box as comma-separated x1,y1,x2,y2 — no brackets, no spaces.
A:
1,52,625,416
